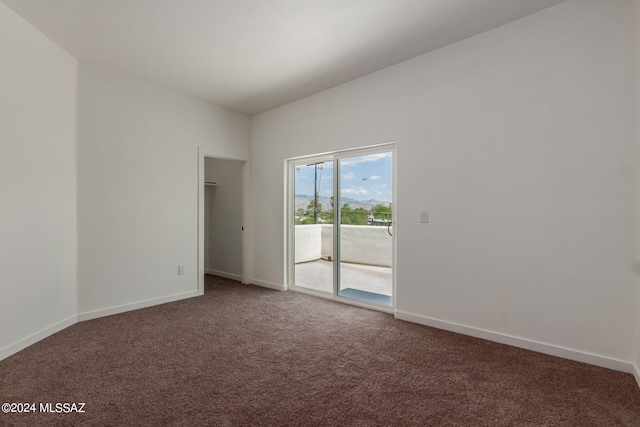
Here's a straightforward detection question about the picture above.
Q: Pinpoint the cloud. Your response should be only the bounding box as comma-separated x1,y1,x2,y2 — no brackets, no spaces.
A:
342,172,355,179
341,188,369,196
369,175,381,180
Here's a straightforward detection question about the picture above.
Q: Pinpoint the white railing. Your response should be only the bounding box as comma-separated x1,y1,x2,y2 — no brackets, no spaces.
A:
295,224,392,267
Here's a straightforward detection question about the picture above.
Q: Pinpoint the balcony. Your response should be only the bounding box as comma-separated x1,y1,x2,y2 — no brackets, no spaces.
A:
294,224,392,302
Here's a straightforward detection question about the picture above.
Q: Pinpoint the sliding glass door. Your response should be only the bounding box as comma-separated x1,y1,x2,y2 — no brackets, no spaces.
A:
289,145,394,310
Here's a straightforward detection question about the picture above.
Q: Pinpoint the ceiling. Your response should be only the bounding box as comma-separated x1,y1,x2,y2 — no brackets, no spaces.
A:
2,0,566,116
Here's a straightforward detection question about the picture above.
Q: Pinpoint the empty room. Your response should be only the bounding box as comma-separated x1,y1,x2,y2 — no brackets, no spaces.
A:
2,0,640,425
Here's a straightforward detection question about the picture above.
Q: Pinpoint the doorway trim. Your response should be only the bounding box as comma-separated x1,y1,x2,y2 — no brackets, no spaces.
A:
198,147,249,295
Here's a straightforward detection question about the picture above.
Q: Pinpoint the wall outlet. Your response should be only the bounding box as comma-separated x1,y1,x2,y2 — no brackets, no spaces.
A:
420,211,428,223
178,265,185,276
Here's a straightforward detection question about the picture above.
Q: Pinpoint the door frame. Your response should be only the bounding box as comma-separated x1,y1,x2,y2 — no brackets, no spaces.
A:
198,147,249,295
286,142,397,313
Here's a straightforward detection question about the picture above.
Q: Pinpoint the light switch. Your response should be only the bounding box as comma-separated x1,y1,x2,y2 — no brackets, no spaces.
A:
420,211,428,223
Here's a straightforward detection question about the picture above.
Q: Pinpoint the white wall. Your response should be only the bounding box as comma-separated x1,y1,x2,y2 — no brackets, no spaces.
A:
77,63,250,317
251,0,636,368
205,157,244,279
0,3,78,358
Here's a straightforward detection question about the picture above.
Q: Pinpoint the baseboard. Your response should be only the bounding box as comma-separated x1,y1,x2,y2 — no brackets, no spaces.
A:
250,278,287,291
634,363,640,390
395,310,632,374
78,290,200,322
205,269,242,282
0,315,77,362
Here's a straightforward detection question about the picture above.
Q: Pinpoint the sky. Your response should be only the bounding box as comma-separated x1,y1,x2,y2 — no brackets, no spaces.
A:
294,152,392,207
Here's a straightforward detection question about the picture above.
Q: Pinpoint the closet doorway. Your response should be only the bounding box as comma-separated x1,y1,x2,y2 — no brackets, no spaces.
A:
198,147,248,295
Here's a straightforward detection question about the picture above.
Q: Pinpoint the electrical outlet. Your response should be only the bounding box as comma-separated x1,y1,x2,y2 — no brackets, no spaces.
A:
420,211,428,223
178,265,185,276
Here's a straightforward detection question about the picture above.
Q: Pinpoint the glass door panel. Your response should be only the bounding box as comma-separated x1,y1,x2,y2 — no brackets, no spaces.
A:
293,160,334,293
337,152,393,306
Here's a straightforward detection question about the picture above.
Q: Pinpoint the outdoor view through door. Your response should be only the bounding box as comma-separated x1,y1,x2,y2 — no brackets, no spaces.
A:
291,147,394,308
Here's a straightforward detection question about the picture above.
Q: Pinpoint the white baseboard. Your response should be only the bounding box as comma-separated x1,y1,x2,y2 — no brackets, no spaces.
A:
395,310,632,374
78,290,200,322
205,269,242,282
0,315,77,362
250,278,287,291
634,363,640,390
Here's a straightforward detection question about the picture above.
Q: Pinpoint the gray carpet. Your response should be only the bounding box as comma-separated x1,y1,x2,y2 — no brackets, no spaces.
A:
1,274,640,426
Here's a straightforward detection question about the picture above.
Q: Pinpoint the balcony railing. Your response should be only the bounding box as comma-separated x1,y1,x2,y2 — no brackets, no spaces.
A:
295,224,392,267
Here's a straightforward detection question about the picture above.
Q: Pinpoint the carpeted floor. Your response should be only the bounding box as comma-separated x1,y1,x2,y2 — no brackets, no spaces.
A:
1,275,640,426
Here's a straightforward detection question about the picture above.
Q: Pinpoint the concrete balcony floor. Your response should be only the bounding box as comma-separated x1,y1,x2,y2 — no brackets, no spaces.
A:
294,259,392,296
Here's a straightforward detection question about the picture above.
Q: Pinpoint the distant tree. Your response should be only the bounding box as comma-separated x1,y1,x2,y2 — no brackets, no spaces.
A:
319,210,334,223
295,206,314,225
371,203,392,221
295,199,385,226
294,200,325,225
307,200,322,212
340,204,368,225
308,200,322,224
